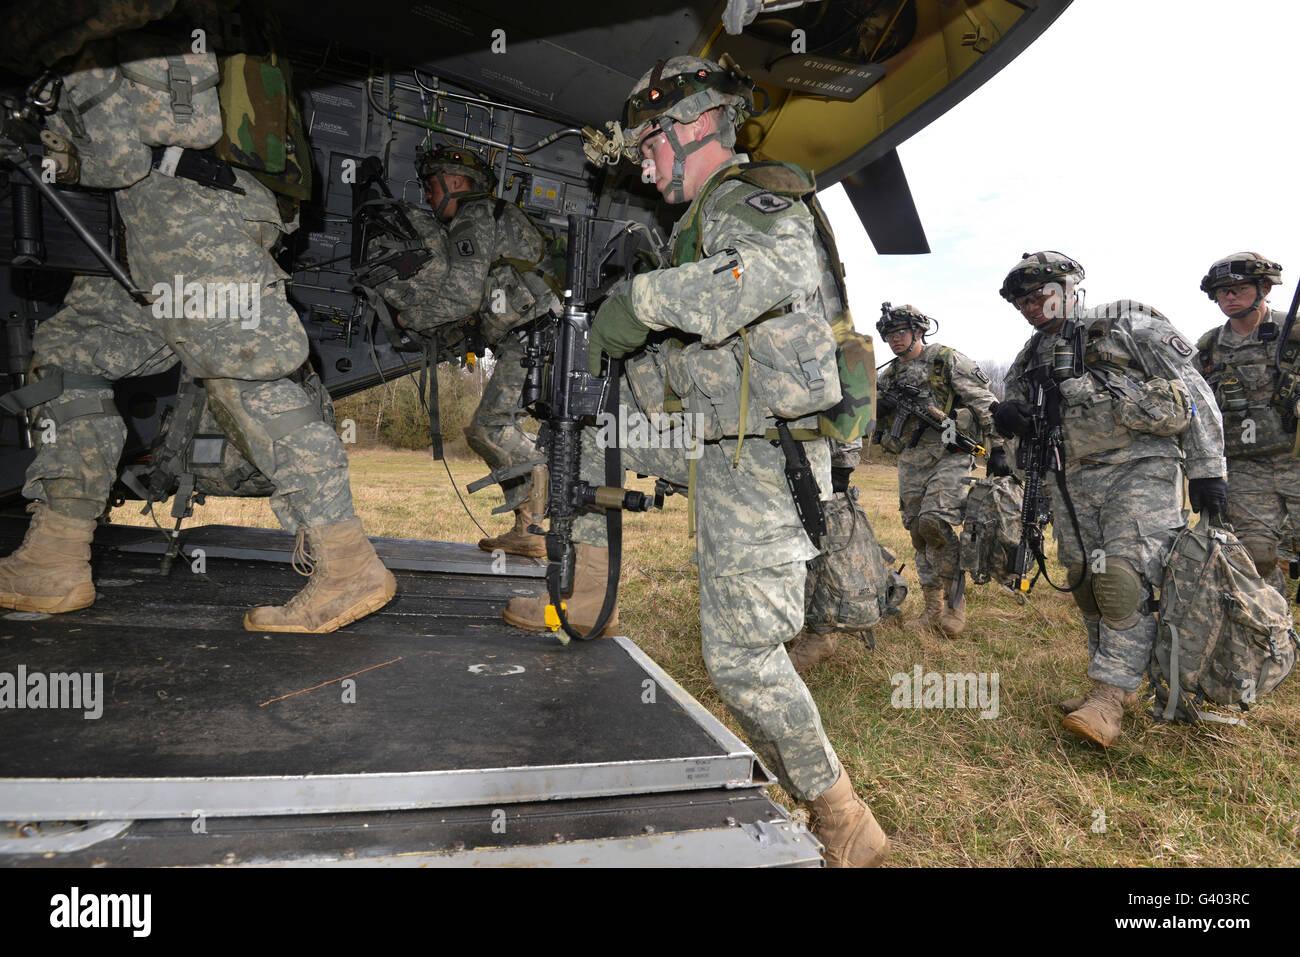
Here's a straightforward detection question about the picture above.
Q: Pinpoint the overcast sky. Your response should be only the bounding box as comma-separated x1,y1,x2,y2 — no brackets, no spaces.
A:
818,0,1300,370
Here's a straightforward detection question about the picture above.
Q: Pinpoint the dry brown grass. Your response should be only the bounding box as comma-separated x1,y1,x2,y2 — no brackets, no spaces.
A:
110,449,1300,867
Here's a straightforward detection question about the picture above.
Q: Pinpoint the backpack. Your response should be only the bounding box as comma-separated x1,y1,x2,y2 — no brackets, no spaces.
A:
48,34,222,189
804,488,907,642
960,476,1024,585
1149,520,1299,723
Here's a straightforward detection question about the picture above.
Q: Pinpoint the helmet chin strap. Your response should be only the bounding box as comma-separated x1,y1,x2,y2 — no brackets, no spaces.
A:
1227,282,1265,320
654,115,723,201
431,172,486,220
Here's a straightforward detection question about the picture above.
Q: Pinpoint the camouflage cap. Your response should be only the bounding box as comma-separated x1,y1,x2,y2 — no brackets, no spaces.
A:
876,302,931,337
417,145,493,193
620,55,754,156
999,250,1084,304
1199,252,1283,299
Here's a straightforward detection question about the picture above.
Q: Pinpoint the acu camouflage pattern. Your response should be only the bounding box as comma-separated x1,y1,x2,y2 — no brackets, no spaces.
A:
1005,302,1225,692
804,487,905,633
575,154,843,801
880,343,996,589
1151,521,1298,721
1196,309,1300,588
375,198,558,345
959,475,1023,585
25,169,354,531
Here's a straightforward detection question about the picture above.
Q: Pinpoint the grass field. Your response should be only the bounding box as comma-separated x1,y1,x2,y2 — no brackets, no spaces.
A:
110,448,1300,867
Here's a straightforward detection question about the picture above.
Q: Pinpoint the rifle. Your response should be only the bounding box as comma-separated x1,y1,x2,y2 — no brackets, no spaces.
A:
349,156,432,286
519,213,657,644
876,382,986,456
1270,277,1300,455
1010,371,1064,594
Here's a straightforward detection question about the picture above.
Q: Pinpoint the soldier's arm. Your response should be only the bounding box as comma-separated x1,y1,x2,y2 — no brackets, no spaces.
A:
1129,320,1227,479
950,351,999,436
373,210,453,311
629,183,819,345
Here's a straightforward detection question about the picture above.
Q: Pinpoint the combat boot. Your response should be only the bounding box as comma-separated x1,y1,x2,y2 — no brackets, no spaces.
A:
936,579,966,637
1058,689,1141,713
0,503,96,614
244,518,396,634
786,631,838,673
501,543,619,636
804,769,889,868
919,586,944,631
1061,680,1127,747
477,504,546,558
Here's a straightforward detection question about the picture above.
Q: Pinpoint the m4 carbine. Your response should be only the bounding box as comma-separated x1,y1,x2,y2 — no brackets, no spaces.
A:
1010,372,1063,593
876,382,986,456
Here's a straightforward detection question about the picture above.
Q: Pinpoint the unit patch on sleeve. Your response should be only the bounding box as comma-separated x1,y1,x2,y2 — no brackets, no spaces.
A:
1166,333,1193,357
745,191,792,214
456,238,476,257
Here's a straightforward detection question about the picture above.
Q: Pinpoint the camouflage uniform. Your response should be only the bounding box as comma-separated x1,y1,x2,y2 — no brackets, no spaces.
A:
374,198,557,502
572,154,841,801
1195,309,1300,593
877,345,996,590
25,168,352,530
1005,302,1226,691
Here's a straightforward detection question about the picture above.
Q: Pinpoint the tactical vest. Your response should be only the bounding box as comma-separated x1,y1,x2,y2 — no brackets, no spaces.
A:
670,160,873,443
876,345,961,452
479,199,562,346
1195,311,1300,458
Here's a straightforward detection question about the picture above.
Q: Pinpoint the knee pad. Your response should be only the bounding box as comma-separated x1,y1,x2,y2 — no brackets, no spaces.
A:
1091,557,1142,630
204,378,321,477
463,421,497,464
1068,566,1100,620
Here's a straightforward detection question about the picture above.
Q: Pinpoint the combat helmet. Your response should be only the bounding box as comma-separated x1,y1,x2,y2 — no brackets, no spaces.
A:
876,302,932,339
417,144,493,218
620,55,755,198
1199,252,1282,299
999,251,1085,304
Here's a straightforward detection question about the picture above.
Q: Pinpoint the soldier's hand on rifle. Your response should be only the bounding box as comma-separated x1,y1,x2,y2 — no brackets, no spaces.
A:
991,400,1033,439
587,291,650,375
1187,476,1228,515
987,446,1012,478
877,390,897,415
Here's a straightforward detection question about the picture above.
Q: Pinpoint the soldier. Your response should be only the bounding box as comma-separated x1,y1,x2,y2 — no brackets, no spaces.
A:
993,252,1226,746
0,23,395,633
502,55,889,866
873,304,1006,638
369,145,559,558
1194,253,1299,596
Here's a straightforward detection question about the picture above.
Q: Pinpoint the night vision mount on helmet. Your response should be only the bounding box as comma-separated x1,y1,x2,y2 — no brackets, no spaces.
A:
1199,252,1282,298
999,250,1084,304
876,301,933,338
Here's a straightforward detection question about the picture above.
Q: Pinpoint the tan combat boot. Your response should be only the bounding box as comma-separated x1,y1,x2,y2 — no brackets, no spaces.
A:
1059,689,1141,714
0,503,97,614
919,586,944,631
501,543,619,636
1061,680,1127,747
804,770,889,868
477,504,546,558
936,579,966,638
244,518,396,634
786,631,838,674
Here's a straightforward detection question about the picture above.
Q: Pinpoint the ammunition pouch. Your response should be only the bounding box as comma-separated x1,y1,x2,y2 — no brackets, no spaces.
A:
480,261,539,346
1112,377,1191,437
1057,375,1133,461
663,310,840,441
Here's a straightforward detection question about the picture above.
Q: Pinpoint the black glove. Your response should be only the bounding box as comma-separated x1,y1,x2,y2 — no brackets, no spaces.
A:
831,465,854,494
992,400,1033,439
876,391,897,416
987,446,1012,478
1187,477,1228,514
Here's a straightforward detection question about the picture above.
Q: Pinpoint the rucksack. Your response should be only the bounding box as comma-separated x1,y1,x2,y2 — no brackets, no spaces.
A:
804,488,907,642
960,475,1024,585
1150,520,1298,723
